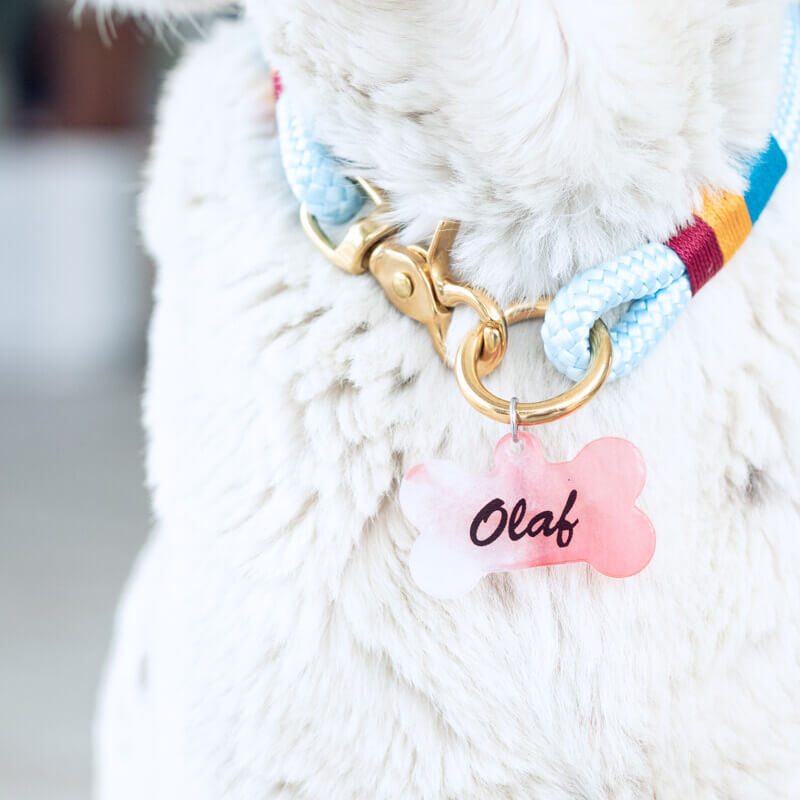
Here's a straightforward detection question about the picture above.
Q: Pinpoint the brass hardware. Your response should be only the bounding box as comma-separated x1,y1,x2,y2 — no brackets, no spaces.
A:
426,220,508,372
298,176,611,423
391,272,414,298
368,239,452,361
300,178,398,275
367,220,509,372
455,300,613,425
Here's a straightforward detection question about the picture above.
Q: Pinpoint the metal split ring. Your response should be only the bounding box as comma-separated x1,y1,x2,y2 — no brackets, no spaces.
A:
455,299,613,425
509,396,519,441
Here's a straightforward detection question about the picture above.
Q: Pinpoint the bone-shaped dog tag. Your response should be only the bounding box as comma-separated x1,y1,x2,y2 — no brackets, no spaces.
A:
400,432,655,598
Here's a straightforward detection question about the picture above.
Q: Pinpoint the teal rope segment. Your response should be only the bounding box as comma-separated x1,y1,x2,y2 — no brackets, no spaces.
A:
744,136,788,223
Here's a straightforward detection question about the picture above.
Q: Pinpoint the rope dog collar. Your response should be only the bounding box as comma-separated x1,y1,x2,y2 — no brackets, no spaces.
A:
272,3,799,423
543,5,798,381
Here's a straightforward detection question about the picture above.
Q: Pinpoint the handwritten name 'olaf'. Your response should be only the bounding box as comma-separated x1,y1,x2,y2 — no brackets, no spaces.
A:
469,490,579,549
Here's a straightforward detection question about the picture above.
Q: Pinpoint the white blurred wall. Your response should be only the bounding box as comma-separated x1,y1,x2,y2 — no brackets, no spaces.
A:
0,133,150,385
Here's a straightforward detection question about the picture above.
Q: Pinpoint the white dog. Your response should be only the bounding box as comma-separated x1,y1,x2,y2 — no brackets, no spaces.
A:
92,0,800,796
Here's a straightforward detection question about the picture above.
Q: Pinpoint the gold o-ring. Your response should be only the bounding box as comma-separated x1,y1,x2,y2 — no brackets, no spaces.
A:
455,299,613,425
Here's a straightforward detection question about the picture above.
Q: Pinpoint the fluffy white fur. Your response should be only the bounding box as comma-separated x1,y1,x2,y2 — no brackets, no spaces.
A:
94,1,800,797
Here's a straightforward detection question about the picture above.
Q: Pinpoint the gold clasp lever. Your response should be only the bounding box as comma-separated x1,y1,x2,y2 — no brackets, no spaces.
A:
368,219,508,370
301,179,507,369
369,218,509,368
367,235,452,362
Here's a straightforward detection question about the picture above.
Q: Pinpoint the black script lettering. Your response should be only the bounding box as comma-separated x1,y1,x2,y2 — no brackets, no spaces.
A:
508,499,527,540
469,491,580,549
555,489,578,548
524,511,553,538
470,498,507,546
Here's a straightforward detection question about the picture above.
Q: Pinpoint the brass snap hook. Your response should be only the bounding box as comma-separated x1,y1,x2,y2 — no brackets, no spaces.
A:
301,179,510,376
367,219,509,370
426,220,508,374
368,240,452,362
455,300,613,425
300,178,398,275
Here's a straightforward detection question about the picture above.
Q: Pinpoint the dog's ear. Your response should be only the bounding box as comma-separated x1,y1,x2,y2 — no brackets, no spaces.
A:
80,0,234,15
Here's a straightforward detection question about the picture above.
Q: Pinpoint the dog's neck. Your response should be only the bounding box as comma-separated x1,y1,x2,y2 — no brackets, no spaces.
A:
252,0,785,305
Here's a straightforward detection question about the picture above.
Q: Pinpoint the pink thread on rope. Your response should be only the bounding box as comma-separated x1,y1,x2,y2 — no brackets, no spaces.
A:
272,70,283,102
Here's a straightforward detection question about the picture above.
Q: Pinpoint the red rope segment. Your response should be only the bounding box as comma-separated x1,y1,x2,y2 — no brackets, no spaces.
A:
666,215,725,295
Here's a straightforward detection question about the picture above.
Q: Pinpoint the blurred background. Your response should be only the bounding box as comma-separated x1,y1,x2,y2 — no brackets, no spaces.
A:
0,2,207,797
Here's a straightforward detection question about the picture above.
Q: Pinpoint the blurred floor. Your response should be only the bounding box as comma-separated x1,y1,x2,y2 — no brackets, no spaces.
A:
1,6,170,796
0,371,148,800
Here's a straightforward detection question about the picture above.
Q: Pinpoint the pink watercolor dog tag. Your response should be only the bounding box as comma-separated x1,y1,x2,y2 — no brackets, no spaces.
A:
400,432,655,597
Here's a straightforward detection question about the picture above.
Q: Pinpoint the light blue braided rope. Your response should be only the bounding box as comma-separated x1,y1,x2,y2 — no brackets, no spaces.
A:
541,246,691,381
276,95,365,225
541,2,799,381
776,3,800,159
